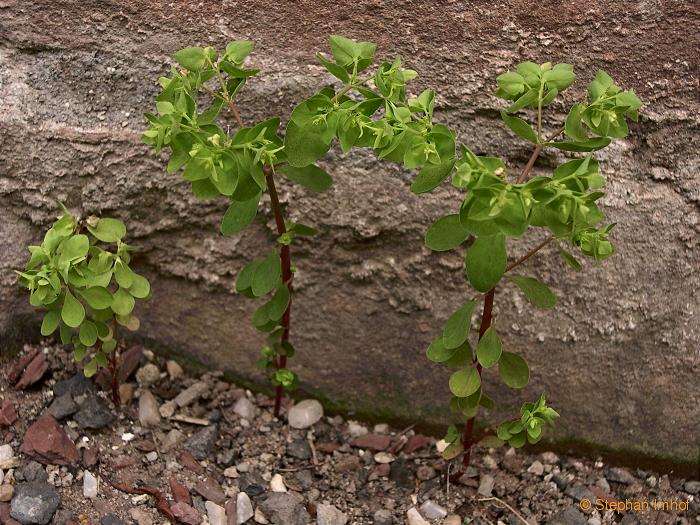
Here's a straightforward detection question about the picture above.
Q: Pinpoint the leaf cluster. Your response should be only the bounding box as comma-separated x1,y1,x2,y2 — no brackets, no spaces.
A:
17,209,150,377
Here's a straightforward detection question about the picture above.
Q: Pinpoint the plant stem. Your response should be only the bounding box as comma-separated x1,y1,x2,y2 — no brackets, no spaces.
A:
264,166,293,417
506,235,554,273
109,320,121,408
461,288,495,468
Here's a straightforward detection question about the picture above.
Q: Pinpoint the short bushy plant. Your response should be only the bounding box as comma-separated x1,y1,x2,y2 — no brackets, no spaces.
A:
17,207,151,405
423,64,641,469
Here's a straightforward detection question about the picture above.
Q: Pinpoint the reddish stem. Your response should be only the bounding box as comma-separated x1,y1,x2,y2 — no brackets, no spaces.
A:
264,166,293,417
461,288,495,468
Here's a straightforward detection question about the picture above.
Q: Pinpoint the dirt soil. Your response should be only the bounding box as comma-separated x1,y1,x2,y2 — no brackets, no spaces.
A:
0,342,697,525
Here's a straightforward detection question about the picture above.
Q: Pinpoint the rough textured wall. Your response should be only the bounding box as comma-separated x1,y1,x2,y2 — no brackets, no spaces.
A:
1,1,698,464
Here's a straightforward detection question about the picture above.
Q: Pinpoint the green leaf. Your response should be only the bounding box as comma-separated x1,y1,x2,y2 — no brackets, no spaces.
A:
479,435,505,448
565,103,588,142
114,260,134,288
225,40,255,64
500,111,538,143
58,235,89,264
87,218,127,243
41,310,60,336
558,245,582,271
410,159,455,193
236,259,261,294
506,88,538,113
317,53,349,82
252,252,281,297
466,234,507,292
425,214,470,252
79,320,98,347
426,337,455,363
221,193,261,235
508,275,557,309
60,324,72,344
476,327,502,368
83,359,98,378
111,287,135,316
284,121,331,168
499,351,530,388
280,165,333,192
549,137,611,152
449,366,481,398
61,290,85,328
78,287,113,310
266,284,290,321
174,47,208,71
442,301,475,349
129,273,151,299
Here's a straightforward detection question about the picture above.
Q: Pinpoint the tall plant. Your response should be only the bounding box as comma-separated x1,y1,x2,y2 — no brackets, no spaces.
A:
17,208,151,406
144,42,330,416
424,64,641,470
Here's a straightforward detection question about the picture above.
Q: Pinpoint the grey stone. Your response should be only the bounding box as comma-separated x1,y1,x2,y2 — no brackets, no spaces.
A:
259,493,310,525
138,389,161,427
235,492,254,524
316,503,347,525
389,458,414,489
73,395,113,430
18,461,47,483
285,438,312,460
100,514,125,525
406,508,429,525
564,484,595,505
53,374,95,399
419,500,447,519
232,397,256,421
545,508,587,525
10,481,60,525
478,474,495,496
373,509,393,525
183,424,218,460
52,510,74,525
174,382,209,407
239,472,265,497
287,399,323,429
205,501,226,525
684,480,700,494
606,467,636,485
46,394,78,420
0,2,698,464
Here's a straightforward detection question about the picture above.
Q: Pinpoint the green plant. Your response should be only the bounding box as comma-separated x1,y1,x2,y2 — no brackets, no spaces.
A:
144,41,320,416
17,207,151,406
143,36,458,416
427,64,641,470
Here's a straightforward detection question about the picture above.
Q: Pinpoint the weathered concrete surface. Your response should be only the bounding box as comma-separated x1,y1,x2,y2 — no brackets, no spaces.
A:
0,1,698,464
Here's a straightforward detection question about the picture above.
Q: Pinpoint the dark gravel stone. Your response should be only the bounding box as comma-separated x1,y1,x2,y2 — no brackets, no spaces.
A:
260,493,310,525
183,424,218,460
285,438,312,460
53,374,95,398
99,514,125,525
73,395,113,430
216,448,237,467
18,461,47,483
46,394,78,420
10,481,60,525
606,467,636,485
239,472,266,497
389,458,414,490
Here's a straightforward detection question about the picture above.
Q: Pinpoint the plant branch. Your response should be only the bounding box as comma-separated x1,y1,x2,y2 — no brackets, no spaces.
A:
461,288,495,469
515,126,566,184
264,166,293,418
506,235,554,273
478,497,530,525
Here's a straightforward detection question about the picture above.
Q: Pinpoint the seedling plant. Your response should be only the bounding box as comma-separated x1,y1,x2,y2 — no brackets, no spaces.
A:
17,208,151,406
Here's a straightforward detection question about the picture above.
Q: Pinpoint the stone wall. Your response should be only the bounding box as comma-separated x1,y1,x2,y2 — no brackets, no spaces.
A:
1,1,698,464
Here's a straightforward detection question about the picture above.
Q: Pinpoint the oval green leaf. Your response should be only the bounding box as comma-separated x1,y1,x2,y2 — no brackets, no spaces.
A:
251,252,281,297
442,301,475,349
425,214,470,252
449,366,481,398
221,193,261,235
79,320,98,347
465,234,507,292
79,287,113,310
41,310,60,336
508,275,557,309
476,326,502,368
280,165,333,192
61,290,85,328
499,351,530,388
111,287,135,316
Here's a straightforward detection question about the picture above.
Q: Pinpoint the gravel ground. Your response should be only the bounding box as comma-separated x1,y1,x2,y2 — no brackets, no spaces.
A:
0,342,697,525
